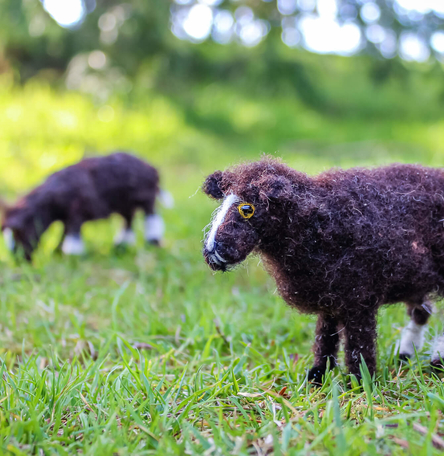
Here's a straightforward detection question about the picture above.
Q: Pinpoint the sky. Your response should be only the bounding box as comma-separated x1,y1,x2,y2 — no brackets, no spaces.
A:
42,0,86,28
42,0,444,62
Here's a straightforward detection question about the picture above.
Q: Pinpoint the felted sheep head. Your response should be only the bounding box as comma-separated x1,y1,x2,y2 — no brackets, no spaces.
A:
202,159,304,271
2,203,40,261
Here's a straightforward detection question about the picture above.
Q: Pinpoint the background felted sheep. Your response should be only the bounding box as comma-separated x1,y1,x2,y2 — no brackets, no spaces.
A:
1,152,170,260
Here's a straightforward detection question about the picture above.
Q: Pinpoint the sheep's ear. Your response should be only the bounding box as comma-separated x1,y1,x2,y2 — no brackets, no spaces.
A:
260,175,293,202
202,171,224,200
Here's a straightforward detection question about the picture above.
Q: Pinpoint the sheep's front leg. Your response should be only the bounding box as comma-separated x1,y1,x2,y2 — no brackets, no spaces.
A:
114,213,136,248
61,219,85,256
54,225,67,254
62,231,85,255
145,213,164,246
308,314,340,384
343,309,377,380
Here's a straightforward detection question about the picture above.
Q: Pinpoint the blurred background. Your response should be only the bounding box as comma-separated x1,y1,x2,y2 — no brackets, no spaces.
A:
1,3,444,447
1,0,444,203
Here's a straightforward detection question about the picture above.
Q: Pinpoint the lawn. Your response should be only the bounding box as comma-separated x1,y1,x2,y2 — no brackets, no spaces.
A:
1,78,444,454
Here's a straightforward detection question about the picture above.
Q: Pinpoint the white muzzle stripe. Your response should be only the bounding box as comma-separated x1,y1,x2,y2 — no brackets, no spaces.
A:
205,194,239,252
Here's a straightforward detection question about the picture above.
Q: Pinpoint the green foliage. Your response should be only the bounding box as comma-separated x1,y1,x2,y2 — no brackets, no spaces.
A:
2,0,444,109
2,0,444,76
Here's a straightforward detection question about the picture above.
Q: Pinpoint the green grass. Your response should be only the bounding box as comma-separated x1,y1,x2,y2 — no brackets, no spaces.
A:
2,78,444,454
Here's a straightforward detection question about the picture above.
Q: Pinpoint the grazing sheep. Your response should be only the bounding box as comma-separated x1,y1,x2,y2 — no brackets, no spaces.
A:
1,152,170,260
202,157,444,382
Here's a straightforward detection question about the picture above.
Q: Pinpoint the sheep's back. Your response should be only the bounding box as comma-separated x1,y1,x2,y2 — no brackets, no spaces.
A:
265,164,444,313
30,152,159,220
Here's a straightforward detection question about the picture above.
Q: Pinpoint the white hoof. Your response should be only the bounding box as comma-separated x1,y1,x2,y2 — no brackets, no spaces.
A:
62,234,85,255
114,228,136,246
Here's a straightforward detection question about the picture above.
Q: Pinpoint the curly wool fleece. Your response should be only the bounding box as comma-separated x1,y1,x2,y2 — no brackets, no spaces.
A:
202,158,444,381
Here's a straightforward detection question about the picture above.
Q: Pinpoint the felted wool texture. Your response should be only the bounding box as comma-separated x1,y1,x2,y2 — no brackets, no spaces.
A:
202,157,444,377
2,152,160,260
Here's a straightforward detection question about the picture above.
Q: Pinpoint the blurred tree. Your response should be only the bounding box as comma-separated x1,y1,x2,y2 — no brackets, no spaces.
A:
2,1,444,75
0,0,443,108
171,0,444,61
0,0,172,79
0,0,324,106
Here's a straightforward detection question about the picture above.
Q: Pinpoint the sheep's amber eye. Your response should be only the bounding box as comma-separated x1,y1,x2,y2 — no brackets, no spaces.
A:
238,203,255,219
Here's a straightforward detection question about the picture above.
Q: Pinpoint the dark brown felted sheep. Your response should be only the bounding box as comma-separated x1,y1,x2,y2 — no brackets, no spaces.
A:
1,152,171,260
202,157,444,382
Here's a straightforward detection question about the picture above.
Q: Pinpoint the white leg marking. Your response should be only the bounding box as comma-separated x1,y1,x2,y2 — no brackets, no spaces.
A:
399,320,426,356
432,335,444,363
145,214,164,242
205,194,239,251
62,234,85,255
114,228,136,245
3,228,15,251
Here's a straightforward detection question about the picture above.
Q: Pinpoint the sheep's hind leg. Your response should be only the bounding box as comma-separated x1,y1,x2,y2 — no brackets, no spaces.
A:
308,314,340,385
141,197,164,246
398,299,432,361
145,213,164,246
428,302,444,369
431,338,444,369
